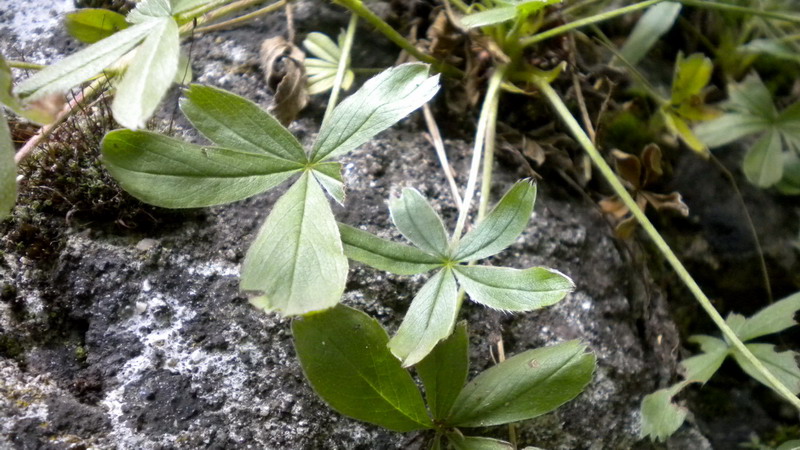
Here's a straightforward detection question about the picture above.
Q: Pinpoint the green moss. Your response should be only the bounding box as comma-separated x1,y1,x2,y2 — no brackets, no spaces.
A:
0,334,24,360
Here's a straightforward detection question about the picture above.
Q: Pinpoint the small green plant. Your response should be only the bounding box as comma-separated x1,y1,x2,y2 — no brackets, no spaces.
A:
302,32,355,95
640,291,800,442
339,180,574,366
100,63,440,315
292,305,595,447
695,74,800,189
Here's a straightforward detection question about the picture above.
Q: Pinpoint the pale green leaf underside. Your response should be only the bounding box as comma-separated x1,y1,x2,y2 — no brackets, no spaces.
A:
734,291,800,341
171,0,214,14
694,113,770,148
311,162,345,204
447,340,595,427
15,19,157,100
454,180,536,261
292,304,433,431
639,386,688,442
389,187,450,257
338,223,442,275
733,344,800,395
0,110,15,220
460,7,516,28
127,0,173,24
417,321,469,420
619,2,681,66
743,129,783,187
311,62,440,161
389,268,459,367
680,343,727,383
112,16,179,129
453,265,574,311
728,74,777,119
101,129,302,208
242,172,348,316
180,84,306,162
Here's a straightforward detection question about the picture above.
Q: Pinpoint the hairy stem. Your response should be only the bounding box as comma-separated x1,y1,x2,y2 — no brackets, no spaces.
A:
536,79,800,412
423,104,463,210
476,74,502,221
323,13,358,125
520,0,664,48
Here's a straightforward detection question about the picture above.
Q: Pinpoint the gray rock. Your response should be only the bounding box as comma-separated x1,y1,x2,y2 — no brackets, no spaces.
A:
0,0,710,448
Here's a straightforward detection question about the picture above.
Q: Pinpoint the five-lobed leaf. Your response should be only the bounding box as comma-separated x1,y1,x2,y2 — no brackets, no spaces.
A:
417,321,469,419
112,16,179,129
0,109,15,220
310,63,440,162
338,223,442,275
389,188,450,258
242,171,348,316
101,129,302,208
303,32,355,95
292,304,433,431
180,84,307,162
731,290,800,341
454,180,536,261
388,268,459,367
453,265,574,311
65,9,130,44
447,340,595,427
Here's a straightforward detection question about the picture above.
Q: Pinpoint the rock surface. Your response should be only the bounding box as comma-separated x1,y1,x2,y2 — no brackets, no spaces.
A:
0,0,730,448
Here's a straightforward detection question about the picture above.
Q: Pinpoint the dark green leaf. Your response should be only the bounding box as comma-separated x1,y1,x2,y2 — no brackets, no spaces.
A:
310,63,440,162
619,2,681,66
776,152,800,195
733,291,800,341
0,110,15,220
639,384,687,442
15,20,157,100
417,321,469,419
389,188,450,258
112,17,179,129
65,9,130,44
743,129,783,187
101,129,302,208
242,172,348,316
454,180,536,261
389,268,459,367
292,304,433,432
447,340,595,427
180,84,307,162
732,343,800,395
338,223,442,275
447,434,514,450
453,265,573,312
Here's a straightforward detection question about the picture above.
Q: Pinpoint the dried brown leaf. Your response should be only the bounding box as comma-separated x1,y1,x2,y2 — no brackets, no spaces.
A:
641,191,689,217
612,149,642,189
260,36,308,126
641,143,663,186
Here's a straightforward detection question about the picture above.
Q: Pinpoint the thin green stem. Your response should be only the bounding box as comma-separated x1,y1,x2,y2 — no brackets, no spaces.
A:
477,75,502,221
193,0,288,34
520,0,664,48
333,0,463,78
323,13,358,125
179,0,275,35
452,65,508,242
175,0,232,23
678,0,800,24
535,79,800,412
5,61,45,71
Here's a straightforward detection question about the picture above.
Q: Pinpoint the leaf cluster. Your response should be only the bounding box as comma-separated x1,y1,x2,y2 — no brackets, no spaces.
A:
695,74,800,190
101,63,440,316
340,180,575,366
303,32,355,95
293,305,596,448
641,291,800,442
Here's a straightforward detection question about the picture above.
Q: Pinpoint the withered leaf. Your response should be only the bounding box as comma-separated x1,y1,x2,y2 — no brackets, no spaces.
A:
260,36,308,126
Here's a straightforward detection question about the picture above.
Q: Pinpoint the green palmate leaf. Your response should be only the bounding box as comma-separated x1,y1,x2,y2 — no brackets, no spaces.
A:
454,180,536,261
447,434,514,450
65,9,130,44
127,0,173,24
101,129,302,208
619,2,681,66
388,268,459,367
640,384,688,442
447,340,595,427
671,53,713,106
112,17,179,129
453,265,574,312
180,84,307,162
242,172,348,315
460,7,516,28
733,291,800,341
292,304,433,432
743,129,783,187
732,344,800,395
311,162,345,204
389,188,450,258
694,113,771,148
0,110,15,220
15,20,157,100
310,63,440,162
776,152,800,195
303,32,355,95
728,74,777,119
337,223,442,275
681,335,728,383
778,102,800,151
417,321,469,419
